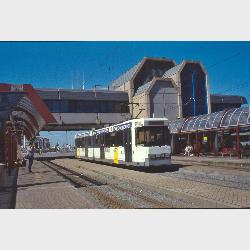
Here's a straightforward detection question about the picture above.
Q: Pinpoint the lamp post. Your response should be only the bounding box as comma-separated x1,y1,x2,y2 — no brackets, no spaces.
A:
94,84,102,98
94,84,102,125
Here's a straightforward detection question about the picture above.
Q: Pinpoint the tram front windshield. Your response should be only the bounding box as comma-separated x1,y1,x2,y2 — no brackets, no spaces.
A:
136,126,170,147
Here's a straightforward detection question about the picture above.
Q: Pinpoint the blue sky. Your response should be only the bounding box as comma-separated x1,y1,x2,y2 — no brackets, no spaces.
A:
1,41,249,145
1,42,250,96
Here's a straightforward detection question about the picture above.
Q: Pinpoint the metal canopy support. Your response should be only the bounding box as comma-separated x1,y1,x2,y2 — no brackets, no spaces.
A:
236,126,241,159
221,129,224,152
214,131,219,155
195,130,199,157
171,134,175,155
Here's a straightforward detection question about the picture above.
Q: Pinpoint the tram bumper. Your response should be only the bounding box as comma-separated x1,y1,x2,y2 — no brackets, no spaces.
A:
144,157,171,167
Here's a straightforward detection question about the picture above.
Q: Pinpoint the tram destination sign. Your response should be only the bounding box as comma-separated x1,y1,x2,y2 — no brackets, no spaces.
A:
110,122,132,132
95,127,109,135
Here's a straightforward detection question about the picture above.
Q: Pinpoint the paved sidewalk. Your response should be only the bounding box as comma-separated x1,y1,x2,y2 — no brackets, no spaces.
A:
172,155,250,167
15,161,95,208
0,164,18,209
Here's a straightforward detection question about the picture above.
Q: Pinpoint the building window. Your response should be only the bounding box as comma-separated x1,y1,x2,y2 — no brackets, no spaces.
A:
43,100,129,113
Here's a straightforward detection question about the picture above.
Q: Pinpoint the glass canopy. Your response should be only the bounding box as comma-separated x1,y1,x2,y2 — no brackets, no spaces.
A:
220,106,250,128
168,119,186,134
168,106,250,134
181,110,226,132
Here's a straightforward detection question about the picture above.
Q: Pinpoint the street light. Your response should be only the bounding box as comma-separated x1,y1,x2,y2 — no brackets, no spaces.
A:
94,84,102,98
94,84,102,125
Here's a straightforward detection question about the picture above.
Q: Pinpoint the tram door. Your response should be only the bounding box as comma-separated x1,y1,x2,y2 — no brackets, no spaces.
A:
124,129,132,162
100,134,105,159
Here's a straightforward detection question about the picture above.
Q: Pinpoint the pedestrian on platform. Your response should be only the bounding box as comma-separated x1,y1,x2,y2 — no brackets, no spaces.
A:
27,143,35,173
184,144,193,157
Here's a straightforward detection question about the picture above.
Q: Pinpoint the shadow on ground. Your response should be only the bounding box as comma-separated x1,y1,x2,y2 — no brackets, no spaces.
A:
78,158,190,173
117,164,190,173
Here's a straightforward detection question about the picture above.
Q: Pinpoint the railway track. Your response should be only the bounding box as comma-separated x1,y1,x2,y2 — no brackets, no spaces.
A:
41,161,172,208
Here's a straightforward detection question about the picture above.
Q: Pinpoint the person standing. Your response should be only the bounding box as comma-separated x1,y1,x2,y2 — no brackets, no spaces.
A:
27,143,35,173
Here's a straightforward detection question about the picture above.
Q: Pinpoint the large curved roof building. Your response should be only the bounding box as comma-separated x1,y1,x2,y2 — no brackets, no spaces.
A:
111,57,247,121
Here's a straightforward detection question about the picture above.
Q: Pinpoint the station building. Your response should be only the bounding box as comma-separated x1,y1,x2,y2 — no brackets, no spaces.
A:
111,58,211,120
110,57,247,120
110,57,249,159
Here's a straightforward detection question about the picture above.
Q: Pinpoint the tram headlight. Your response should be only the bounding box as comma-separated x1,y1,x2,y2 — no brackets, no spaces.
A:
149,154,156,159
164,153,171,158
149,153,170,159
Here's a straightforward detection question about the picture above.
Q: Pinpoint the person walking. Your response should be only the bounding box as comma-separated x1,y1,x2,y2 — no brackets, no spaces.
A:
27,143,35,173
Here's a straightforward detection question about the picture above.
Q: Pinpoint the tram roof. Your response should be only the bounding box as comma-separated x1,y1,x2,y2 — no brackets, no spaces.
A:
75,118,169,138
168,106,250,133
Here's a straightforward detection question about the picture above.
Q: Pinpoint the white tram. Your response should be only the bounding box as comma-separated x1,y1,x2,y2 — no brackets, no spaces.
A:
75,118,172,167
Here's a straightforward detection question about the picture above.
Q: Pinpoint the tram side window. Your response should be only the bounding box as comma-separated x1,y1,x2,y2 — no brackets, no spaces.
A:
90,136,94,147
100,133,105,146
110,132,116,147
104,133,110,147
76,138,80,147
115,131,123,146
103,130,128,147
104,131,123,147
80,138,84,148
85,136,91,147
76,138,84,148
95,134,101,147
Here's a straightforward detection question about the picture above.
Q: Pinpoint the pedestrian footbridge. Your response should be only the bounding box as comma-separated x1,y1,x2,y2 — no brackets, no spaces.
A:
36,88,131,131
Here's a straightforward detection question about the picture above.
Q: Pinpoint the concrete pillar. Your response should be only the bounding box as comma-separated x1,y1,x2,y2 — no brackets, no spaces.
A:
171,134,175,155
236,126,241,159
214,131,219,155
195,131,200,157
221,129,224,151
